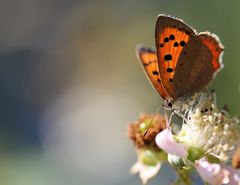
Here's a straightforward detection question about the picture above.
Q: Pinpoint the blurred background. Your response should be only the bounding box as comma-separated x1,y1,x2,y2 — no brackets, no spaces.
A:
0,0,239,185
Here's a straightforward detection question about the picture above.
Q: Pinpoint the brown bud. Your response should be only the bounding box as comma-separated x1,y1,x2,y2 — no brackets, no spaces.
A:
232,146,240,168
128,113,166,150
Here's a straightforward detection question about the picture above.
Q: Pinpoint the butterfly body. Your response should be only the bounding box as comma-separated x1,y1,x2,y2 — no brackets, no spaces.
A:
137,15,224,107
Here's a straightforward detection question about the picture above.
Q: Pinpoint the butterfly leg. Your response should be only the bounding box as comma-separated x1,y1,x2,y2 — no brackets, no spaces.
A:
174,103,188,124
164,108,171,127
182,109,189,124
163,107,177,127
210,89,217,105
220,104,229,115
168,111,175,126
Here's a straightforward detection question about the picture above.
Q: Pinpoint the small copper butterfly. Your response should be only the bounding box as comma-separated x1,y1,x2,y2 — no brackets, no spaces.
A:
136,14,224,107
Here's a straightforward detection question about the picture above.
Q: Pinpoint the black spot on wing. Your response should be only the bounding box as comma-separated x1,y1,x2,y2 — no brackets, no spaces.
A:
164,37,169,42
167,68,174,73
174,42,179,47
169,34,175,40
180,41,186,46
164,54,172,61
152,70,159,75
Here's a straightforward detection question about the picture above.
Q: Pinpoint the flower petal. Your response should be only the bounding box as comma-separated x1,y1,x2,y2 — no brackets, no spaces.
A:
155,128,187,158
195,160,230,185
225,167,240,185
130,161,161,184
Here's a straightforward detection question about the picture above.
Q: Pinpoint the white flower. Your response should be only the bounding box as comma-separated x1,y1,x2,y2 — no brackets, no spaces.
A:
130,160,161,184
155,93,240,184
178,94,240,161
130,149,162,184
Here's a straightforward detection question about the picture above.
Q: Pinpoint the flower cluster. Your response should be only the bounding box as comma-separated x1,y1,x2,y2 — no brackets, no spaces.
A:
128,93,240,185
128,114,167,184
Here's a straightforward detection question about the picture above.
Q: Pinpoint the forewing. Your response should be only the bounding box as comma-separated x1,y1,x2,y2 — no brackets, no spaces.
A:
155,14,196,100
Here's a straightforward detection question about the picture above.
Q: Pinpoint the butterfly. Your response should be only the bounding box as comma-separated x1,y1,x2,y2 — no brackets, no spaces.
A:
136,14,224,108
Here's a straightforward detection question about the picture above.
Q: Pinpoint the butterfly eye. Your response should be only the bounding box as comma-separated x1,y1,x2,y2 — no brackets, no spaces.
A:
166,100,173,108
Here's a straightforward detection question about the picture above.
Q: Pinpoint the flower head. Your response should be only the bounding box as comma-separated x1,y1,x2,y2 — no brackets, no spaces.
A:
178,94,240,162
129,93,240,185
154,93,240,184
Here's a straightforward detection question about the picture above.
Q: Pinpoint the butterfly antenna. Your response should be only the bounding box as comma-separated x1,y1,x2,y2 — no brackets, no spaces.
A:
143,105,162,137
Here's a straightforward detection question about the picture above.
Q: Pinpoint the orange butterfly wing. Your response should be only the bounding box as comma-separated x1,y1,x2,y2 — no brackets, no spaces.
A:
198,32,224,74
136,46,170,99
137,15,224,101
155,15,196,100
